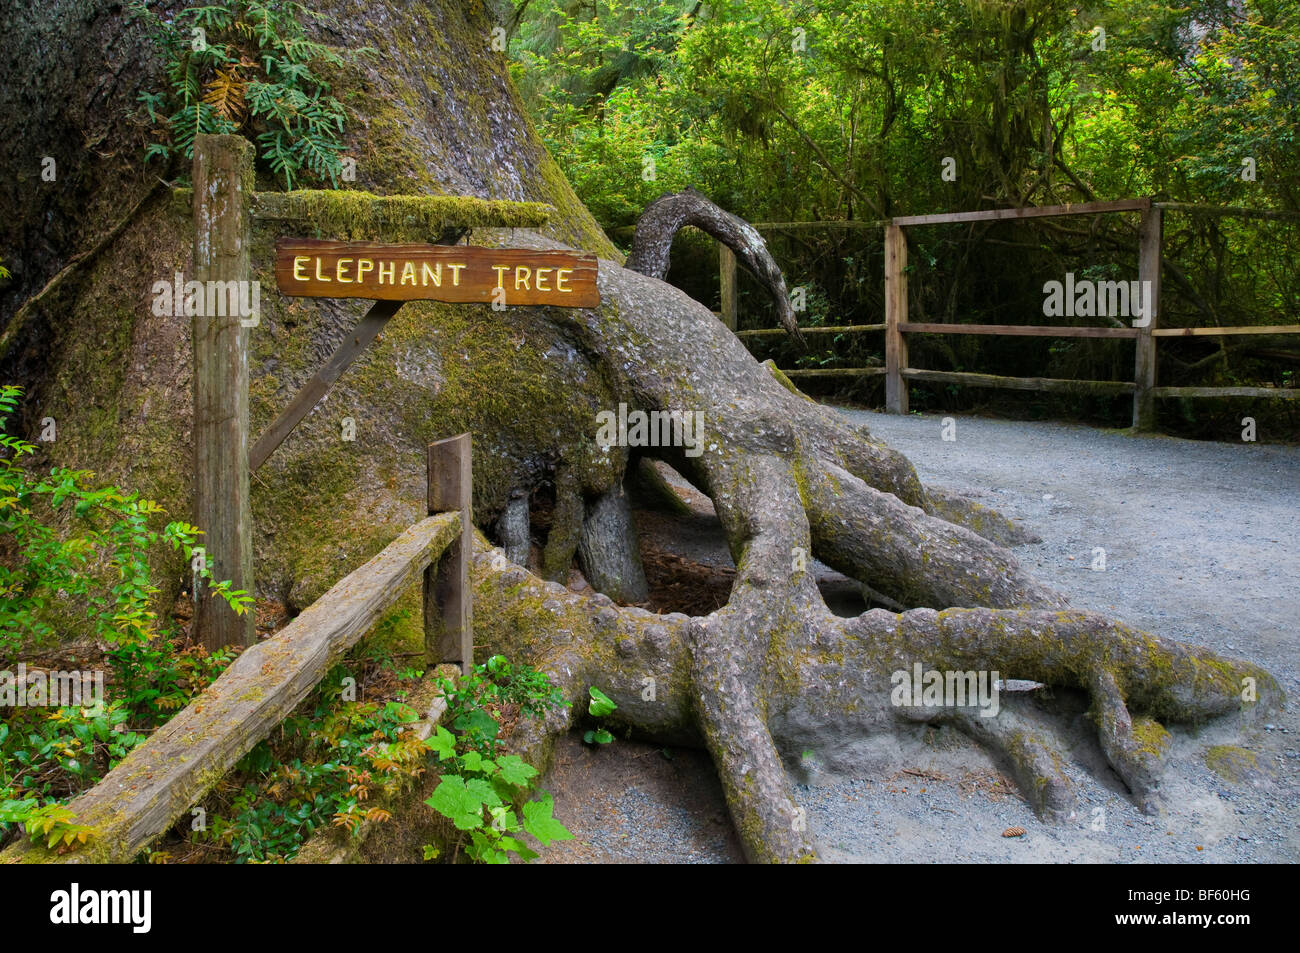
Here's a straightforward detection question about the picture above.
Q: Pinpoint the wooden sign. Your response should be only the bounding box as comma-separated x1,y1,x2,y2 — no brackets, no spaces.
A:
274,239,600,307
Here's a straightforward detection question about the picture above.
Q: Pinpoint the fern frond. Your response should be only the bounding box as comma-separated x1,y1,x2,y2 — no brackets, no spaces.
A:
203,67,248,124
293,132,342,185
178,5,235,32
269,57,312,88
258,129,298,190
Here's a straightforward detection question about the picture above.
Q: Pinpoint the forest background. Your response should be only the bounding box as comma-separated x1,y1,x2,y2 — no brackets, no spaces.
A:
504,0,1299,438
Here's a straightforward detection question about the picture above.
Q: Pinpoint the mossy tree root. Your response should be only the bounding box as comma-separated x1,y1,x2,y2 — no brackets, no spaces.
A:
477,213,1279,863
625,188,804,344
471,427,1279,863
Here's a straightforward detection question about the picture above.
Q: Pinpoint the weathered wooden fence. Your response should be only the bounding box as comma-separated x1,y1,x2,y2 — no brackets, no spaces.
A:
1,133,493,863
0,436,472,864
189,134,550,652
722,197,1300,430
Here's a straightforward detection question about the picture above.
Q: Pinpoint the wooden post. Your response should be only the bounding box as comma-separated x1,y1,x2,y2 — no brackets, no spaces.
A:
192,134,255,650
719,243,737,331
425,434,473,673
1133,206,1163,430
884,223,909,414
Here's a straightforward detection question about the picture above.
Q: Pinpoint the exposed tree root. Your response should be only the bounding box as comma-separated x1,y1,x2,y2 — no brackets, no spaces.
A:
471,530,1278,863
473,192,1281,863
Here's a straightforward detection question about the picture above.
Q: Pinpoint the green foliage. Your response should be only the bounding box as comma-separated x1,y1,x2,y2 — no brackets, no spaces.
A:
0,385,252,658
583,685,616,745
434,653,568,756
0,702,150,847
512,1,1300,433
423,724,572,863
423,656,572,863
18,803,98,851
514,0,1298,220
0,384,247,850
108,642,237,726
208,694,427,863
510,0,703,224
131,0,360,188
587,685,617,717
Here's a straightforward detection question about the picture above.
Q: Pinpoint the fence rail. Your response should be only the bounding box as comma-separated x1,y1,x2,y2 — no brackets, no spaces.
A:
1,439,473,865
723,197,1300,428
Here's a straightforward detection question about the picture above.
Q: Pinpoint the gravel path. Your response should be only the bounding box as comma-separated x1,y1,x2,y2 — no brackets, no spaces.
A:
810,409,1299,863
542,411,1300,863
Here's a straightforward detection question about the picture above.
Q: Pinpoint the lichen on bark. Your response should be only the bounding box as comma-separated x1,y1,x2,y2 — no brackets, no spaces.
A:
0,0,1281,866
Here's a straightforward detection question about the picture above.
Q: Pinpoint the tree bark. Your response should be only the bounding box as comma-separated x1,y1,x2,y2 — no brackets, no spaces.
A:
474,194,1281,862
0,0,1279,866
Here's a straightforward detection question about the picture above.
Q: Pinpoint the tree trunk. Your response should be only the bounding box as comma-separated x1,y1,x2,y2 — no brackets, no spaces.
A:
0,0,1279,864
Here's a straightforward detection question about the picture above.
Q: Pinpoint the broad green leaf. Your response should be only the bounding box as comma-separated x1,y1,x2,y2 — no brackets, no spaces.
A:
521,793,573,846
469,829,508,864
454,707,499,743
588,686,617,717
459,750,494,775
423,725,457,761
424,776,485,831
499,835,539,861
465,777,503,809
495,754,538,787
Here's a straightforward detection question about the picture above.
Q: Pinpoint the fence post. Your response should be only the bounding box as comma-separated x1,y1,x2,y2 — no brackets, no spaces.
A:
192,134,256,650
1133,206,1163,430
718,243,738,331
426,434,473,673
884,223,909,414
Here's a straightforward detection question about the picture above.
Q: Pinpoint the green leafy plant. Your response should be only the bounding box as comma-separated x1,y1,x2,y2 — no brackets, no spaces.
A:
423,724,572,863
209,694,428,863
131,0,359,188
423,656,572,862
434,654,568,757
0,703,149,848
108,642,236,726
584,685,617,745
0,386,253,657
0,383,248,850
19,803,98,851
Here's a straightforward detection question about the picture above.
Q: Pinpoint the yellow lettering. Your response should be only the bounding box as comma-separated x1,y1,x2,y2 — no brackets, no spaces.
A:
315,257,331,282
448,263,466,287
336,258,353,283
401,261,417,286
357,259,374,282
534,268,551,292
378,260,395,284
293,256,310,281
421,261,442,287
515,266,532,291
492,265,510,290
556,268,573,292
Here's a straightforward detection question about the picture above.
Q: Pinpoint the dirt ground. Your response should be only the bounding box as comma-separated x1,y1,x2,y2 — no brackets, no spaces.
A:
537,409,1299,864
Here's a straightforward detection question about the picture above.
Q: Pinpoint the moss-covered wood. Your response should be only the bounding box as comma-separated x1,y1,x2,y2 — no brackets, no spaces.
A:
249,190,552,241
0,514,460,865
1,0,1282,867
